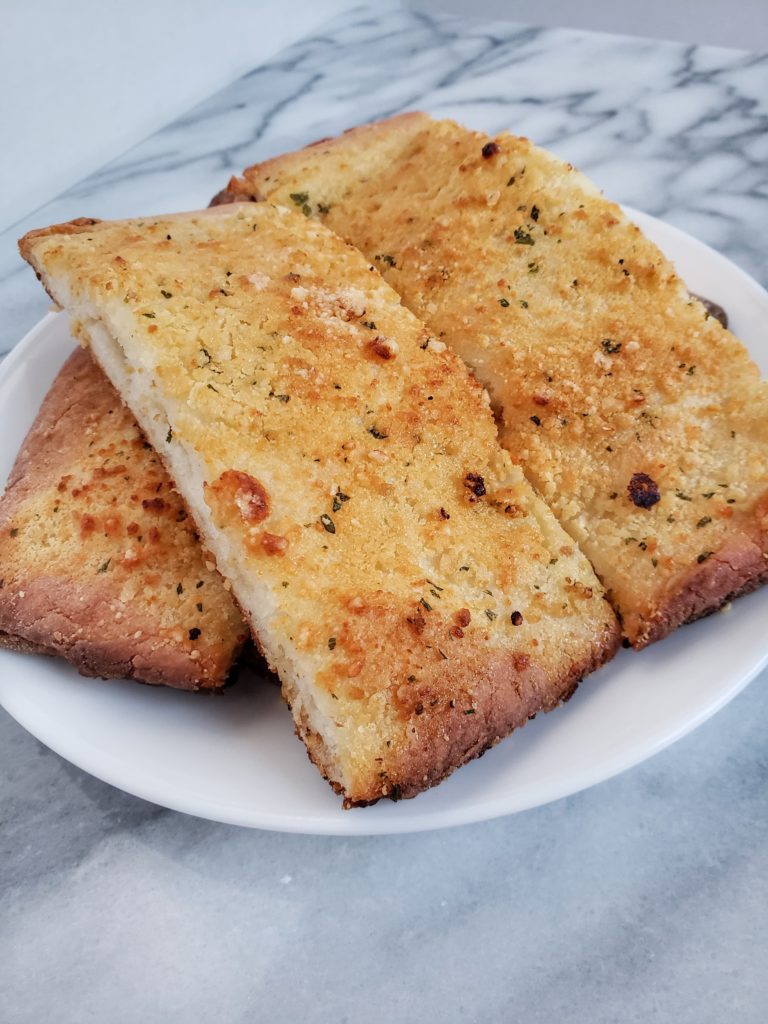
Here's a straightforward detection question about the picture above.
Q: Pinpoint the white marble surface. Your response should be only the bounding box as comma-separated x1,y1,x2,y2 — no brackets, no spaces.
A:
0,0,355,234
416,0,768,51
1,5,768,1021
3,683,768,1022
2,6,767,356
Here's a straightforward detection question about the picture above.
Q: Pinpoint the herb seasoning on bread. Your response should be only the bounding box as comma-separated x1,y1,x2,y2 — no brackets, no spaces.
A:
20,203,619,804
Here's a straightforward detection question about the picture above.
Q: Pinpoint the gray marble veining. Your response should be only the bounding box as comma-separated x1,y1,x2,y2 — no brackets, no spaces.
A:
1,6,766,356
2,6,768,1022
2,681,767,1023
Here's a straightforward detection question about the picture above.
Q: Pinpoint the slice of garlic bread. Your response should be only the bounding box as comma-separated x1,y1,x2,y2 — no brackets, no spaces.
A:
20,204,618,805
0,347,247,689
220,112,768,647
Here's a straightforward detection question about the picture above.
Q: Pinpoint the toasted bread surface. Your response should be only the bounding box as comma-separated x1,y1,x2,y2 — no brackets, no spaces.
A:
20,204,619,804
222,113,768,646
0,347,247,688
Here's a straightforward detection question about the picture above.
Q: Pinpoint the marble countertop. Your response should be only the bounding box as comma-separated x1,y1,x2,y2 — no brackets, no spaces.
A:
2,6,767,1021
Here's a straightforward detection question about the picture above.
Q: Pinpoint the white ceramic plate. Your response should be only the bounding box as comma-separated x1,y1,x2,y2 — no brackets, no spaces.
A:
2,208,767,835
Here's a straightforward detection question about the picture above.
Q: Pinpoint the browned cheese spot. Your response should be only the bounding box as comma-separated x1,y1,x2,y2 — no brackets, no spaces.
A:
366,337,397,360
455,608,472,628
261,532,288,556
207,469,271,523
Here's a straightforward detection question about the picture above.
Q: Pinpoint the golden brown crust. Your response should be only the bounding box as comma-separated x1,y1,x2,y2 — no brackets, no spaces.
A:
210,112,429,209
372,638,607,807
0,348,247,689
278,557,618,805
0,632,53,657
0,580,229,687
630,525,768,647
18,217,102,255
19,202,619,804
18,207,254,262
353,627,612,807
223,112,768,649
286,594,617,807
